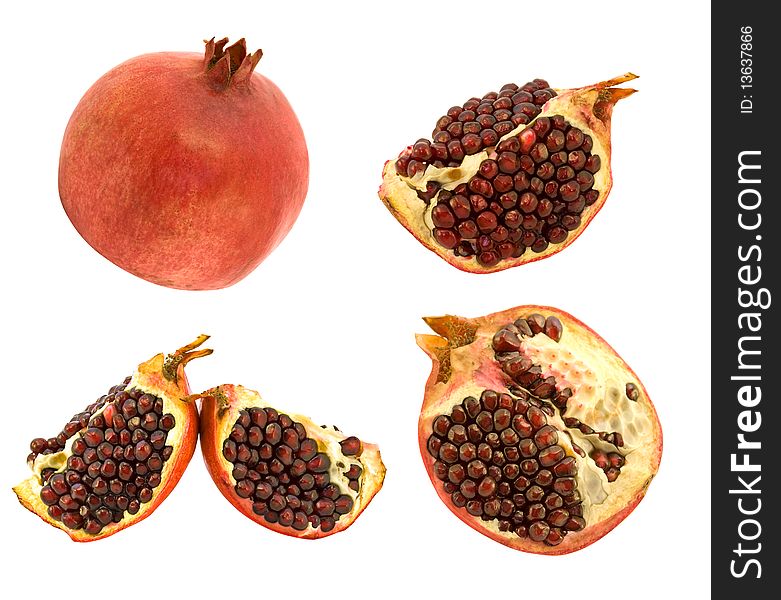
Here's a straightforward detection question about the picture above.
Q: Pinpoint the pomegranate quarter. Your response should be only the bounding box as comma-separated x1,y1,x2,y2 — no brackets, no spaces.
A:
59,37,309,290
417,307,661,554
13,336,212,541
198,384,385,538
379,75,637,272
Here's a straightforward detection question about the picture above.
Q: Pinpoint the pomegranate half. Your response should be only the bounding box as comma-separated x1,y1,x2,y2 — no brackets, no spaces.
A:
416,307,661,554
59,37,309,290
379,74,637,272
13,336,211,541
199,384,385,538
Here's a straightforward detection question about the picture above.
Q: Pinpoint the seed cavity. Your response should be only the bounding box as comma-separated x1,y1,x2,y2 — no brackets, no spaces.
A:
223,407,360,532
493,318,629,483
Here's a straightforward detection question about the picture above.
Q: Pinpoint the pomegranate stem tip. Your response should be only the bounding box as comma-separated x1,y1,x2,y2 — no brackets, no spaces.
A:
203,37,262,88
163,335,213,382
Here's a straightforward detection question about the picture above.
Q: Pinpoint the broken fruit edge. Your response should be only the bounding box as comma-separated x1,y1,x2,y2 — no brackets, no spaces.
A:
379,74,638,274
416,305,662,555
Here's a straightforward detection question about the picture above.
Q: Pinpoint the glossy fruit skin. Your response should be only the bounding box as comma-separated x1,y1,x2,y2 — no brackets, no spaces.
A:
12,336,211,542
416,307,662,555
199,384,386,539
59,42,309,290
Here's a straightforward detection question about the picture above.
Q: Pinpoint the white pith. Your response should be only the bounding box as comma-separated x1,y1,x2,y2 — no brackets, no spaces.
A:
419,309,660,541
210,385,385,531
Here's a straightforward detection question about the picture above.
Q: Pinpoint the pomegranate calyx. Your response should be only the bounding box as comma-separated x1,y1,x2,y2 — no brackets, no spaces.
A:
204,37,263,89
189,386,231,415
548,73,637,133
422,315,478,347
417,316,479,384
162,334,213,384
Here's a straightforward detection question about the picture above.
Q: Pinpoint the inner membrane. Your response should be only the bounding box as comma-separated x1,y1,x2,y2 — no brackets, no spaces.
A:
493,315,628,482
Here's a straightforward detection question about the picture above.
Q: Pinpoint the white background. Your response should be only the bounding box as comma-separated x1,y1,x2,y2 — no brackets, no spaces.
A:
1,1,710,596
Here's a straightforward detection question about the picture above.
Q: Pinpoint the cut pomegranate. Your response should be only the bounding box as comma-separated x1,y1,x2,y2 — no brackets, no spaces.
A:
198,384,385,538
416,307,661,554
13,336,211,541
379,75,637,272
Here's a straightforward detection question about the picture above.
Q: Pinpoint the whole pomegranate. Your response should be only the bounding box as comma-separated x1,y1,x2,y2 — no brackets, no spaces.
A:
13,336,212,541
417,306,662,554
379,74,636,272
59,37,309,290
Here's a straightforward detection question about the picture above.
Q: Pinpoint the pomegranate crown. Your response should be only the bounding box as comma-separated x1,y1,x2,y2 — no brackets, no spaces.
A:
162,334,213,383
203,37,262,89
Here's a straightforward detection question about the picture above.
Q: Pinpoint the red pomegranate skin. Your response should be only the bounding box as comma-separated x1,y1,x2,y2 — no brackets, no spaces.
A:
59,47,309,290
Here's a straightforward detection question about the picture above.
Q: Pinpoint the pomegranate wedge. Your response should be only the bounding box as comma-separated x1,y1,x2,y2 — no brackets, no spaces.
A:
380,75,637,272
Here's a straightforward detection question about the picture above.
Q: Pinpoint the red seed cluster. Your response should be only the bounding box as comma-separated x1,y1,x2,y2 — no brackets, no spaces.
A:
395,79,556,177
427,389,585,546
222,408,360,532
28,379,131,466
492,314,573,403
35,379,177,535
429,116,601,266
493,315,628,483
589,449,626,482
